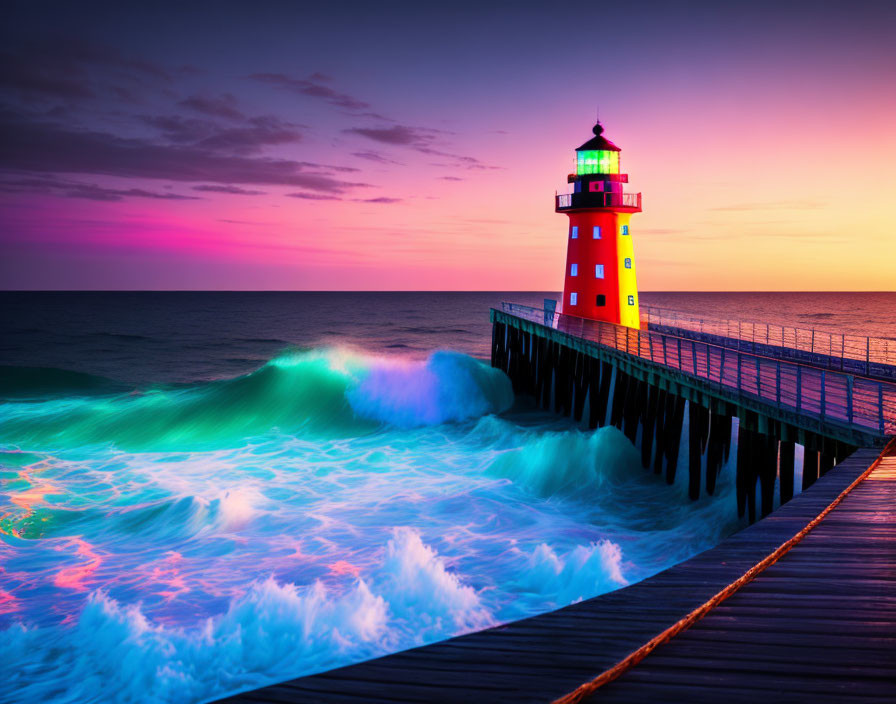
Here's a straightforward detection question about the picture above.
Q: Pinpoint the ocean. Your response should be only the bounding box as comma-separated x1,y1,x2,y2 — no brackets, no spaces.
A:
1,291,893,703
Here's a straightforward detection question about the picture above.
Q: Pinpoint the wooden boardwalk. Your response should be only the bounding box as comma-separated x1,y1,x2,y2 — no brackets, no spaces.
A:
216,446,894,704
573,444,896,703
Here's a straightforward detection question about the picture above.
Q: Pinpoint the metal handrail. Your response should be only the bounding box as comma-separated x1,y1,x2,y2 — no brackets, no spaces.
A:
555,192,641,209
641,305,896,379
499,302,896,437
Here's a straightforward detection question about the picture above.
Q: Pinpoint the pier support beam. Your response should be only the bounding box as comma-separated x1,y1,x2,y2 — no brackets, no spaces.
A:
705,412,730,496
758,433,778,518
779,440,796,504
641,385,660,469
688,402,710,500
803,449,820,491
664,395,685,485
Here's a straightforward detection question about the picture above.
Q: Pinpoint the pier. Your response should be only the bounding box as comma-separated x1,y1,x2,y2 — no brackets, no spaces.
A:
493,304,894,522
220,305,895,703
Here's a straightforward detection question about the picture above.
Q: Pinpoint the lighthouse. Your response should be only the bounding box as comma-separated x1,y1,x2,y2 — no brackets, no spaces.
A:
556,121,642,329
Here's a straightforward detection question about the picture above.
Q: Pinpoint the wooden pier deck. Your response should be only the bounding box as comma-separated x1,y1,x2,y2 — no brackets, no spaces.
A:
216,445,895,704
495,305,896,446
571,442,896,704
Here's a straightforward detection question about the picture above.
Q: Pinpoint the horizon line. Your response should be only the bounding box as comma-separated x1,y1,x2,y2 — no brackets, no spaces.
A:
1,289,895,295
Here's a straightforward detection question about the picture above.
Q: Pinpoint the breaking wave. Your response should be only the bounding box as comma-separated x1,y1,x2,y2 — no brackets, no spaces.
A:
0,349,513,450
486,423,641,499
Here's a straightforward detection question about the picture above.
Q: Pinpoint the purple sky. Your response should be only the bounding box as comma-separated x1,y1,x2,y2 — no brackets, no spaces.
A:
2,1,895,290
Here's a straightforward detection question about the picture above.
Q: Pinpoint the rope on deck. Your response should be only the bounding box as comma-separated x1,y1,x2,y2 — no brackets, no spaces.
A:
553,438,896,704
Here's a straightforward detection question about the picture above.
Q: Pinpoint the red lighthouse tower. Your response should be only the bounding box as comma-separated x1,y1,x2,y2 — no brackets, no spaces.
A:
556,121,642,329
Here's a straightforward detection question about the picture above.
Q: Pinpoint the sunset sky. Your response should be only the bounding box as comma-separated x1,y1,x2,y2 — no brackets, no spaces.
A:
2,0,894,291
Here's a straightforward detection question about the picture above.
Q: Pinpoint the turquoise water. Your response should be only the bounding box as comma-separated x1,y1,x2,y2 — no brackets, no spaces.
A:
0,348,744,703
0,293,769,703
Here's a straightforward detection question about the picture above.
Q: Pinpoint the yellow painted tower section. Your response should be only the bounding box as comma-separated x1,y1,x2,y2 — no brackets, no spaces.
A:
615,213,640,329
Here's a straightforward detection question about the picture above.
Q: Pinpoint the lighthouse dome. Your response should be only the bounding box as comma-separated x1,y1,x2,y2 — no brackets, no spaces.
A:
575,121,621,152
575,121,621,175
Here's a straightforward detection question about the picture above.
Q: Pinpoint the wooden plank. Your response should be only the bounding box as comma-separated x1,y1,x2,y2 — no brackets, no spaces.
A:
643,642,896,669
596,677,896,704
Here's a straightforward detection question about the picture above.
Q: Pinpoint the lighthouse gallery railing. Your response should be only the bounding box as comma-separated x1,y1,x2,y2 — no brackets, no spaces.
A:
499,302,896,436
555,192,642,210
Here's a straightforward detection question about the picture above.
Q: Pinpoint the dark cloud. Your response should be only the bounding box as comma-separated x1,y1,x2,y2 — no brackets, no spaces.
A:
456,217,513,225
315,164,361,173
358,197,402,204
251,73,369,111
0,175,199,202
141,115,217,143
345,125,499,170
141,114,302,154
419,150,500,170
0,113,368,193
110,85,142,104
344,125,433,146
0,38,173,106
685,229,848,243
356,111,395,122
351,151,404,166
196,115,302,153
708,200,824,211
178,94,244,120
49,37,172,82
287,192,342,201
252,75,494,170
72,185,200,201
439,176,464,181
0,50,93,102
192,184,265,195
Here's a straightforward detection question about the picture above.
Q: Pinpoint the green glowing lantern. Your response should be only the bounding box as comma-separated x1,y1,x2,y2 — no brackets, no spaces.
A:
575,121,622,175
576,150,620,175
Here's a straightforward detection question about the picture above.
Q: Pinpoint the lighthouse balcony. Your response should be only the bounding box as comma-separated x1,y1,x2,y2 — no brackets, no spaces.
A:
555,191,642,212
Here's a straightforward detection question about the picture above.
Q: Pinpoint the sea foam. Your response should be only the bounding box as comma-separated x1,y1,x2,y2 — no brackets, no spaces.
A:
0,528,492,704
523,541,627,605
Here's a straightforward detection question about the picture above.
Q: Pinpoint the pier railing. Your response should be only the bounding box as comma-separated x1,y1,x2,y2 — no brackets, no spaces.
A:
500,302,896,436
641,306,896,381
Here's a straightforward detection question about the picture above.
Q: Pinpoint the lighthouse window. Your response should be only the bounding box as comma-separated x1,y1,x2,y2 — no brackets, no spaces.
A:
595,264,604,279
624,258,632,269
621,225,629,236
596,295,606,306
570,292,578,306
570,263,578,277
576,150,620,176
571,226,578,239
593,226,601,239
628,295,635,306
